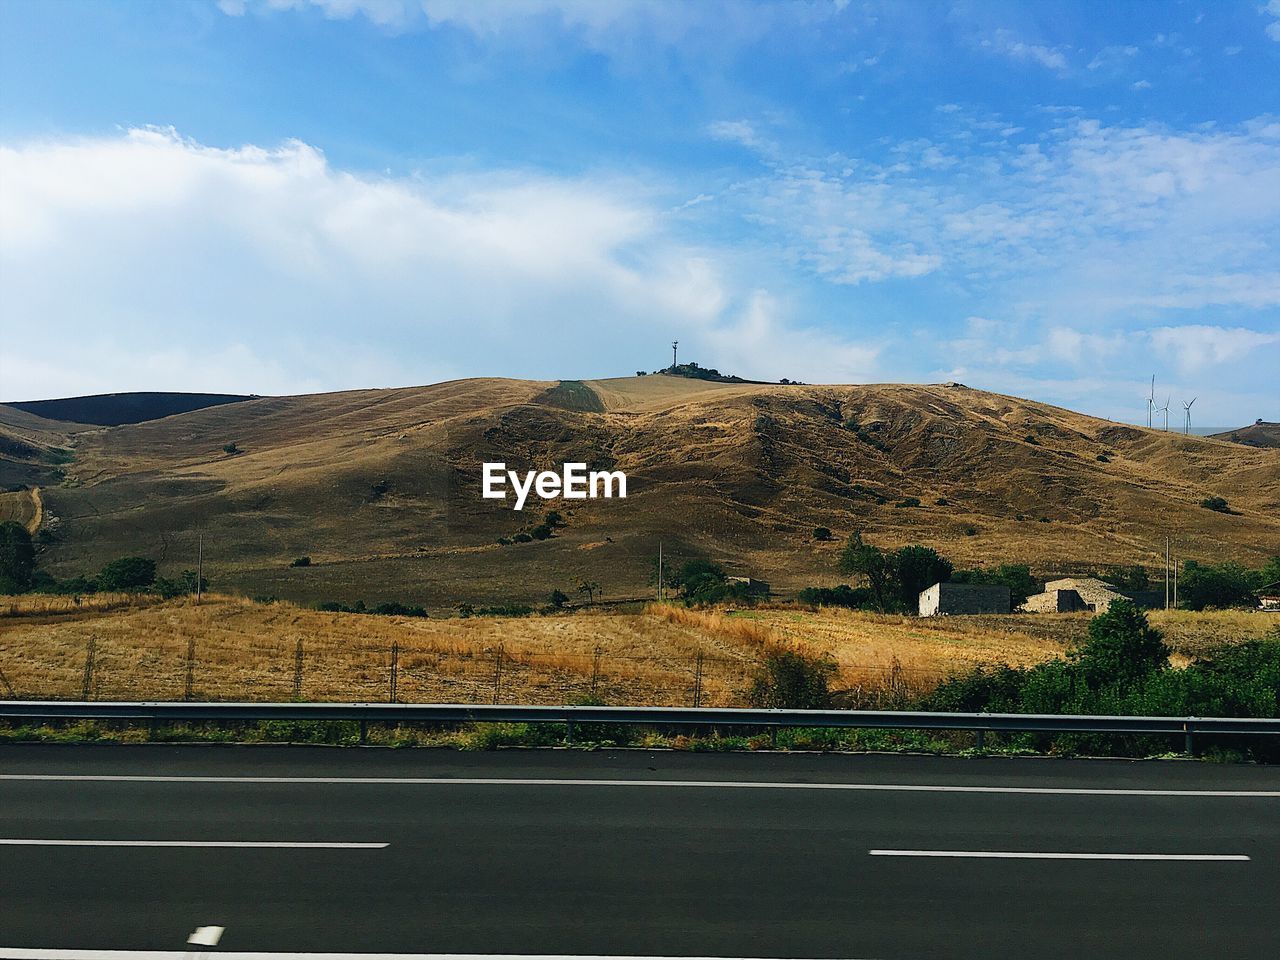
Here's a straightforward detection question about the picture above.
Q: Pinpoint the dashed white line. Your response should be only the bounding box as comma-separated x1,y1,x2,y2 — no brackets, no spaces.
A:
0,840,387,849
869,849,1250,861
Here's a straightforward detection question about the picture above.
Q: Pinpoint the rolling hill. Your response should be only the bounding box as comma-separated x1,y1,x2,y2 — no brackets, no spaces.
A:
1211,421,1280,449
5,375,1278,608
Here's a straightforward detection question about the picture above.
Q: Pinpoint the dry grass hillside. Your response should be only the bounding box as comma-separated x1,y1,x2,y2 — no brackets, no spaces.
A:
6,375,1278,608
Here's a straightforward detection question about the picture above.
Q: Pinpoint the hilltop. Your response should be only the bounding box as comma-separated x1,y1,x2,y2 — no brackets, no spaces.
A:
3,391,253,427
5,375,1278,608
1212,421,1280,450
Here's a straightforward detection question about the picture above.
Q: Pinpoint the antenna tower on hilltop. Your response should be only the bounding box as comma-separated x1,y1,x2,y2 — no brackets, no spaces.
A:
671,341,679,370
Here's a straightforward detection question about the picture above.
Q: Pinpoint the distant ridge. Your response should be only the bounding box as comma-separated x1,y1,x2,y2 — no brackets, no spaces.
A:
1210,421,1280,449
5,391,254,427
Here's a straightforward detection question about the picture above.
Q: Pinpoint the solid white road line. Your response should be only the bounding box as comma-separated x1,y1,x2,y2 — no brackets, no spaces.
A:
0,840,387,849
0,953,856,960
1,774,1278,797
869,849,1250,861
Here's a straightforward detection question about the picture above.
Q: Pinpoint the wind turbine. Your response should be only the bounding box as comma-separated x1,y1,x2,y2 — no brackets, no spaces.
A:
1183,397,1197,435
1146,375,1155,428
1159,396,1171,431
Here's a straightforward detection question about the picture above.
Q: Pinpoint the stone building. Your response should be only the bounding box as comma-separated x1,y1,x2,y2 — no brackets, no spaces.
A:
1021,577,1162,613
919,582,1011,617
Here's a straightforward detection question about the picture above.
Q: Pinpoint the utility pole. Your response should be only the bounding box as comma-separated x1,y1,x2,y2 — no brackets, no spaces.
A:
657,541,664,602
1173,546,1179,609
196,533,203,605
671,340,678,370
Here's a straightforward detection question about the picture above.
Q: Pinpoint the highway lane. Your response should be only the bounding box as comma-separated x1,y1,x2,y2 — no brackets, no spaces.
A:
1,746,1278,959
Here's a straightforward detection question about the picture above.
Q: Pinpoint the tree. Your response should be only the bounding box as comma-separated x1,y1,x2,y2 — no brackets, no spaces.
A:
1200,496,1231,513
812,527,833,542
1104,564,1150,593
746,650,835,709
548,589,569,609
530,523,553,540
97,557,156,592
1180,561,1256,610
577,580,601,602
838,534,898,611
893,545,953,610
222,442,240,455
1068,600,1169,688
0,521,36,594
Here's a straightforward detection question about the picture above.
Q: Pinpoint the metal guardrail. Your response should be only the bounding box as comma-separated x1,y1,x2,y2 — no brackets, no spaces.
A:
2,701,1279,751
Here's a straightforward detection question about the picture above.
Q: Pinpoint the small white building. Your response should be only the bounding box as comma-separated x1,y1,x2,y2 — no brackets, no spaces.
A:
919,582,1011,617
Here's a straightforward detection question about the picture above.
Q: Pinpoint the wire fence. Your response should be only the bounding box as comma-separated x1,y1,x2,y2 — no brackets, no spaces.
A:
0,634,949,709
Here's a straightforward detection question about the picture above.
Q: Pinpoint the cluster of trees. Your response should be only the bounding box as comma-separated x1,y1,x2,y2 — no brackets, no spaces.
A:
496,510,564,547
667,559,763,605
800,538,1039,614
1178,557,1280,610
0,523,206,598
805,528,1277,614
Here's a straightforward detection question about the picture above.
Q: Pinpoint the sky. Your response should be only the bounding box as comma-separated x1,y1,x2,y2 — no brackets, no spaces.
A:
1,0,1278,426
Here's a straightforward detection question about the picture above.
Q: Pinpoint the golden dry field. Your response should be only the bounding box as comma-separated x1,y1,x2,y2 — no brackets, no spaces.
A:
2,594,1270,706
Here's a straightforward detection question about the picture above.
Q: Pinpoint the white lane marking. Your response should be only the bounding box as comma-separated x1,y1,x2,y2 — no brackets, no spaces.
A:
1,774,1278,797
0,953,856,960
870,849,1250,861
0,840,386,849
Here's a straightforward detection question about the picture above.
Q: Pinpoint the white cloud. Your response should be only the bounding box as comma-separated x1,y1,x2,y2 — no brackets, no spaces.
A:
0,127,880,396
1149,325,1280,371
1267,0,1280,42
980,30,1068,72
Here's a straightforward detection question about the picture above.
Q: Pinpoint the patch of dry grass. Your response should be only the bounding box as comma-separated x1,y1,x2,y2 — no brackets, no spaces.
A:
3,594,1267,707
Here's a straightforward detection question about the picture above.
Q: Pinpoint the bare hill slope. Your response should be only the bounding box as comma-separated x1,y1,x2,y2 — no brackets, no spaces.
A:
1211,421,1280,449
18,376,1279,608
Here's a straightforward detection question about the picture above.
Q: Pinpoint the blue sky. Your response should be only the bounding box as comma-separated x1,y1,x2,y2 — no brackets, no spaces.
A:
1,0,1278,426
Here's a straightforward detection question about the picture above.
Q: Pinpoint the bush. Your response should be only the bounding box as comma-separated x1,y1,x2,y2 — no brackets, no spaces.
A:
747,650,835,709
512,532,533,543
1068,600,1169,689
97,557,156,591
894,497,922,508
1200,496,1231,513
548,589,569,609
812,527,833,542
1179,561,1256,610
530,523,553,541
290,556,311,567
222,442,240,455
0,521,35,594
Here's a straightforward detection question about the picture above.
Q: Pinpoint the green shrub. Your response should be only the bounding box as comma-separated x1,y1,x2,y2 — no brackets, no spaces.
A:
812,526,833,542
97,557,156,591
747,650,836,709
1200,496,1231,513
290,556,311,567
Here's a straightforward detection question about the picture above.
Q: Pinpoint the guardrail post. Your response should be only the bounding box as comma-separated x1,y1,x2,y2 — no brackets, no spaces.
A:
359,720,368,744
565,717,575,746
1184,722,1194,756
975,729,986,752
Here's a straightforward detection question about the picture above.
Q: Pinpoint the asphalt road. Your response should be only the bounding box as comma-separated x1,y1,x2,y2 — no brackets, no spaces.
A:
1,745,1278,959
